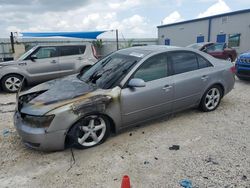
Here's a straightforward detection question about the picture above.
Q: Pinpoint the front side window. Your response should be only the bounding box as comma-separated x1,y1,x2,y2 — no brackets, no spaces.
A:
169,52,198,74
207,43,225,52
33,47,57,59
133,53,168,82
60,46,86,56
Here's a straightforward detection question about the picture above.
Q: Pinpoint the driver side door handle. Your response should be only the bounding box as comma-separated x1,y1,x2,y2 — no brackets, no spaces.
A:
162,85,172,91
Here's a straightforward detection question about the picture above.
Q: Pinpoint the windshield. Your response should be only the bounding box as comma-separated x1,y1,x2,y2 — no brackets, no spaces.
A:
17,46,37,61
79,52,141,89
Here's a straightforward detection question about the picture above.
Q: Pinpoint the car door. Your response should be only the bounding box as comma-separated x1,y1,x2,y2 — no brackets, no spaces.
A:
25,46,60,83
206,43,225,59
57,45,86,76
120,53,174,126
169,51,212,112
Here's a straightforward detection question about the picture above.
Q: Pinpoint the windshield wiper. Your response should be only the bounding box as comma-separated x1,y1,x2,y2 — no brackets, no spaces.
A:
85,57,112,83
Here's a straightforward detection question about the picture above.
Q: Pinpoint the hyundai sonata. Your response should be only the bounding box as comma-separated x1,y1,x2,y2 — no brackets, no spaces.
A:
14,46,235,151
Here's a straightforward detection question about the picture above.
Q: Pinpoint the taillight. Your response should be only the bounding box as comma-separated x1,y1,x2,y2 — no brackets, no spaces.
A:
230,65,236,73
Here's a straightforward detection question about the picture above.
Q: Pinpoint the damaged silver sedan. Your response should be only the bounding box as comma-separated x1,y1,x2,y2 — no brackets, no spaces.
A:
14,46,235,151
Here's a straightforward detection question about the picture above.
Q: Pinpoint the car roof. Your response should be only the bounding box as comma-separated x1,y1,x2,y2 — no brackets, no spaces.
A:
117,45,209,57
35,43,91,47
117,45,181,57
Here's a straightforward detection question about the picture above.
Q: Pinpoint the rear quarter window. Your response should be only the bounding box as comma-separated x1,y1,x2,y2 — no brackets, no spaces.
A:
197,55,213,69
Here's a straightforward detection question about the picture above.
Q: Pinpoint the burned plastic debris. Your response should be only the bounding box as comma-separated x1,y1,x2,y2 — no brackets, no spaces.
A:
169,145,180,150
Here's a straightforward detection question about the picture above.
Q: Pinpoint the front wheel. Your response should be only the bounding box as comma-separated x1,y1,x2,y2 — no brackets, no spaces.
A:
1,74,24,93
68,115,110,149
200,85,222,112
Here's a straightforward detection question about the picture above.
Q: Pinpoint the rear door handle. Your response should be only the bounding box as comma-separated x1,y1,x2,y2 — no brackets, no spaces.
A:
51,60,57,63
162,85,172,91
77,57,83,60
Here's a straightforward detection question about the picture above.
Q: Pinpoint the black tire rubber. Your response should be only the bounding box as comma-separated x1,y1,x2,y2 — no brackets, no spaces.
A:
67,115,111,149
228,56,233,62
237,76,250,81
1,74,24,93
199,85,223,112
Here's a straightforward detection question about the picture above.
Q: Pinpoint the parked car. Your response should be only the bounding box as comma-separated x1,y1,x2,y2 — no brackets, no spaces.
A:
14,46,235,151
235,51,250,80
0,43,97,92
187,42,237,62
187,42,214,51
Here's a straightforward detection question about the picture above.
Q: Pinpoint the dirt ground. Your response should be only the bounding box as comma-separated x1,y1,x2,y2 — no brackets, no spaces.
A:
0,79,249,188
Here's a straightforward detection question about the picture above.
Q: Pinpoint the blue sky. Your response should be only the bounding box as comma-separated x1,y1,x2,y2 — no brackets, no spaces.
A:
0,0,249,38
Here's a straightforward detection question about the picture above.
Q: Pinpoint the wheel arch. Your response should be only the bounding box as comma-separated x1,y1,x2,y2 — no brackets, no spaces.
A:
64,112,116,148
1,73,27,88
211,83,225,97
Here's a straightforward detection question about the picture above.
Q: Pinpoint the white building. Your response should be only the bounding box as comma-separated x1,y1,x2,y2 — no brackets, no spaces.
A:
158,9,250,53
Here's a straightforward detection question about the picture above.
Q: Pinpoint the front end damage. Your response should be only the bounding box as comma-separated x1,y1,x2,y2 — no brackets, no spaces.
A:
14,79,121,151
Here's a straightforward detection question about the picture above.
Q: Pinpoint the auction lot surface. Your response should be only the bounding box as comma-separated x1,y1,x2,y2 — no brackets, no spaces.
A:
0,79,249,188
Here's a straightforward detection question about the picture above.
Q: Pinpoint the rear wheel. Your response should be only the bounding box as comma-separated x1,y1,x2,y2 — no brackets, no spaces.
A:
227,56,233,62
200,85,222,112
68,115,110,149
1,74,24,93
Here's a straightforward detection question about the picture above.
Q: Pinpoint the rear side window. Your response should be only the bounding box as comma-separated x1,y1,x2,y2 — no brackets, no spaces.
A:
169,52,198,74
133,53,168,82
59,46,86,56
197,55,212,69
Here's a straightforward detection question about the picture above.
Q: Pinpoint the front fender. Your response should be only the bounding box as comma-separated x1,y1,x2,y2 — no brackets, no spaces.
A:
0,66,28,81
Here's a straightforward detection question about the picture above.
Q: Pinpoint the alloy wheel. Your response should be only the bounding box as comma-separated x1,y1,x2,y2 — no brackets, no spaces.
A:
77,115,107,147
205,88,221,110
5,76,22,92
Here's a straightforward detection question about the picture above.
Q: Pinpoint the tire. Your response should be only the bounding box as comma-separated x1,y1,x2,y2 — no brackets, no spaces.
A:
1,74,24,93
67,114,111,149
200,85,223,112
237,75,250,81
227,56,233,62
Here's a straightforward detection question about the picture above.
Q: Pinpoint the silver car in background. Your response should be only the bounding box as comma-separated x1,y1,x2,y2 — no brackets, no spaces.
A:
14,46,235,151
0,43,97,92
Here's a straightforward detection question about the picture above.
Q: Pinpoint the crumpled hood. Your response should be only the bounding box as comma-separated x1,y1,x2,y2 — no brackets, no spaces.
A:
19,75,97,115
0,60,18,66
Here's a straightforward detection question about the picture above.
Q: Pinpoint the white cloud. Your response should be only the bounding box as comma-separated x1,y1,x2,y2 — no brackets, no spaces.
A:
108,0,141,10
197,0,231,18
0,0,155,38
162,11,182,24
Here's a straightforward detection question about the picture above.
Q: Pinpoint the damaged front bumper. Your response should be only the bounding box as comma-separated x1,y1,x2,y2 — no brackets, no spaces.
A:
14,111,66,151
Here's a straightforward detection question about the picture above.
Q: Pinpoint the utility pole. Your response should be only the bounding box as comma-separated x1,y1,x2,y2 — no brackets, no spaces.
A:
10,32,15,53
116,29,119,50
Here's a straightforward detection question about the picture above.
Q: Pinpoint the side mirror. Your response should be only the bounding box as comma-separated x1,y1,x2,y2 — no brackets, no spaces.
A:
30,54,37,61
128,78,146,88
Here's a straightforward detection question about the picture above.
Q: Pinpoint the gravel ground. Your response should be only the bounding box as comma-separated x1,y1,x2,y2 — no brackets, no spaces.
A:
0,79,249,188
